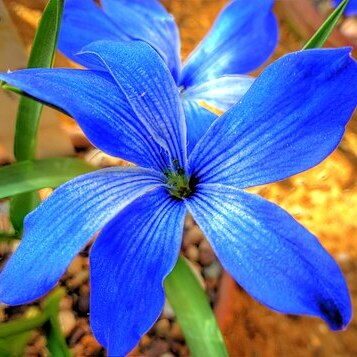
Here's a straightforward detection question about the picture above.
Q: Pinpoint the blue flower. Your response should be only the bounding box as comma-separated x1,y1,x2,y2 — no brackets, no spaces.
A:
58,0,278,151
0,42,356,356
333,0,357,15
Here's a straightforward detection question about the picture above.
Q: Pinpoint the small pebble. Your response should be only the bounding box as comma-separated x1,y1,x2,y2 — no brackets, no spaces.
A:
341,18,357,40
184,214,194,230
26,334,46,356
161,353,175,357
69,319,89,346
318,323,328,334
80,283,90,295
203,261,222,279
171,341,189,356
67,270,89,289
185,244,199,261
67,256,83,276
170,322,184,341
81,334,102,355
59,310,77,337
78,294,90,314
59,295,73,310
155,318,170,338
146,339,169,356
336,252,350,264
183,225,204,248
72,344,84,356
198,239,216,266
139,334,152,349
205,278,218,290
162,300,175,319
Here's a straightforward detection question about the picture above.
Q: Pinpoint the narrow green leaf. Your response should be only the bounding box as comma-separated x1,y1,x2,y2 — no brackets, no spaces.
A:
1,83,69,116
44,316,72,357
10,192,41,232
0,233,19,242
303,0,349,49
43,288,71,357
10,0,64,231
0,158,96,199
0,309,48,339
14,0,64,160
0,307,41,355
0,331,31,357
0,83,23,95
0,289,69,354
164,256,228,357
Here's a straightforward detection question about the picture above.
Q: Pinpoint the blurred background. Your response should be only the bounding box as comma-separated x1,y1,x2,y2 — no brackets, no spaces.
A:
1,0,357,355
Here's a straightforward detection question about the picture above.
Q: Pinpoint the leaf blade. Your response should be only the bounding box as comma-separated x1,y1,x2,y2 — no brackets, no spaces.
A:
14,0,64,161
0,158,95,199
164,256,228,357
303,0,349,49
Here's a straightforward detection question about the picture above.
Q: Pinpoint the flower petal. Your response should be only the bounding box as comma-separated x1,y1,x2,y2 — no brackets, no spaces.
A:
186,184,351,330
189,48,357,188
79,41,187,171
90,188,186,355
333,0,357,15
0,68,165,170
58,0,121,67
100,0,181,81
0,167,165,305
183,75,254,112
180,0,278,87
181,99,217,154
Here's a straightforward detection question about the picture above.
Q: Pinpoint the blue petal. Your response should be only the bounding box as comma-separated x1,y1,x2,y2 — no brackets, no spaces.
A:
58,0,121,67
180,0,278,87
0,167,165,305
189,48,357,188
181,99,217,154
0,68,166,170
90,188,186,355
101,0,181,81
333,0,357,15
185,184,351,330
79,41,187,171
183,75,254,112
59,0,181,80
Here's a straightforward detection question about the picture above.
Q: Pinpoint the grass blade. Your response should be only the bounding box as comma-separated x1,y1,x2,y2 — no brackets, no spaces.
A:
164,256,228,357
0,158,95,199
303,0,349,49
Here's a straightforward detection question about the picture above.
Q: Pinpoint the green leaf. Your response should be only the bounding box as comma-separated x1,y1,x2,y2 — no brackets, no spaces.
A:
0,308,48,339
0,289,70,354
14,0,64,160
0,307,42,355
0,331,31,357
303,0,349,49
0,158,96,199
0,84,69,116
10,192,42,233
164,256,228,357
0,233,19,242
44,316,72,357
0,84,23,95
10,0,64,232
43,288,71,357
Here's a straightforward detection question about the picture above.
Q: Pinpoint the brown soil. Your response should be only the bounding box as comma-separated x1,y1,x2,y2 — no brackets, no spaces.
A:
2,0,357,356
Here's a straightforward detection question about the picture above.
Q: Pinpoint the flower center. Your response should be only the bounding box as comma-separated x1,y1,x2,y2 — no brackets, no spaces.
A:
165,162,193,199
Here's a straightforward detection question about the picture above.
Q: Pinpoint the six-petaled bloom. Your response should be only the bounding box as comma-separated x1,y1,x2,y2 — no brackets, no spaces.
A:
59,0,278,151
0,42,357,356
